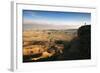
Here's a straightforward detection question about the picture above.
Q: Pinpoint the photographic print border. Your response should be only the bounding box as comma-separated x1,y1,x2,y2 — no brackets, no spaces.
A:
11,1,96,71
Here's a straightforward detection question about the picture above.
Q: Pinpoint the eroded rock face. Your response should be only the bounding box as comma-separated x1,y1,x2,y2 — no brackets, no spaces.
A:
63,25,91,60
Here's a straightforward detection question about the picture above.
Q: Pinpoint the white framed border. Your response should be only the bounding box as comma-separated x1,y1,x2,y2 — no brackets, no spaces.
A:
11,1,97,71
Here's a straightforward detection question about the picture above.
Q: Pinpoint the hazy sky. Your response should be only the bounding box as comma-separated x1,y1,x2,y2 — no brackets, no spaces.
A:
23,10,91,25
23,10,91,30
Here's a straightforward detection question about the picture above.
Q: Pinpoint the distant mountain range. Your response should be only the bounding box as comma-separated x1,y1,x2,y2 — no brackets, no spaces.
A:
23,22,83,30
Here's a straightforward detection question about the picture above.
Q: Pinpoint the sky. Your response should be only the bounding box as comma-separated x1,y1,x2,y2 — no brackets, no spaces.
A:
23,10,91,30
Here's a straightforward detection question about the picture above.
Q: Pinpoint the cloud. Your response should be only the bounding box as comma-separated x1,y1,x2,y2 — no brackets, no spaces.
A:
23,18,86,30
23,18,86,25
